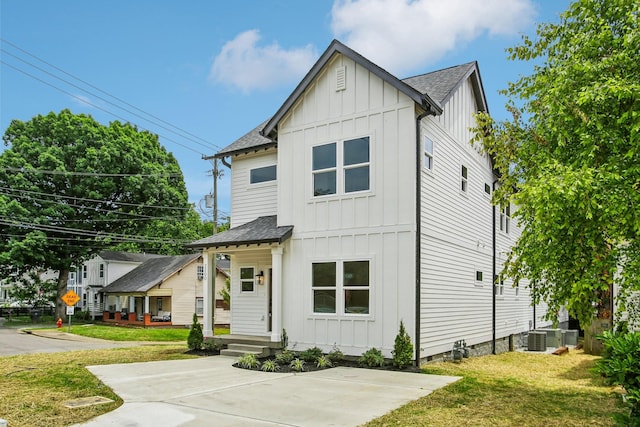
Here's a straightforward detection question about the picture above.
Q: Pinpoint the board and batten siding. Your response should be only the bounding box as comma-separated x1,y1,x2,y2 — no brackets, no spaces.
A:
275,53,417,357
230,150,278,228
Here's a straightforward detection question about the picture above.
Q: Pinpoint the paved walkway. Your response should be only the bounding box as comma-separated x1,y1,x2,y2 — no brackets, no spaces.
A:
77,356,460,426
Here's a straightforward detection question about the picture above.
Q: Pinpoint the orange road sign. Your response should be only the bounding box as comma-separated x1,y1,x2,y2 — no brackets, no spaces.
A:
61,290,81,306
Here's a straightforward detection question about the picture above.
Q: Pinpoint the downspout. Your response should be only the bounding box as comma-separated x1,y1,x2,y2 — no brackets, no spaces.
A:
492,179,498,354
415,109,432,366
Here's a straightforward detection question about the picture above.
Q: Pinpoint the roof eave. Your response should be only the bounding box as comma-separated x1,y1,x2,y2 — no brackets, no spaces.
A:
214,142,277,159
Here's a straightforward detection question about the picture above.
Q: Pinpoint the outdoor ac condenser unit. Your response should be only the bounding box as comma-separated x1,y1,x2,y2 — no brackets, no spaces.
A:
562,330,579,346
528,331,547,351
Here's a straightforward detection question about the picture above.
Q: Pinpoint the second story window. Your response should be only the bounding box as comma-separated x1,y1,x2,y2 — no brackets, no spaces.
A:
461,165,468,193
250,165,277,184
99,264,104,278
500,204,511,233
424,136,434,170
312,137,370,197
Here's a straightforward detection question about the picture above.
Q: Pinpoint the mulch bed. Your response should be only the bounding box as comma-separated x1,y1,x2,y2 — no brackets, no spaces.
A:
231,357,424,374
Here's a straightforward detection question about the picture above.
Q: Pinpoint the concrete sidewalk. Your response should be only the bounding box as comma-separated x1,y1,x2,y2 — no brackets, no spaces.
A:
77,356,460,426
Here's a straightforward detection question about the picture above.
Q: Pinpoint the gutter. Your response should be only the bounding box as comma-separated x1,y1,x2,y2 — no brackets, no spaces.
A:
492,179,498,354
415,108,435,366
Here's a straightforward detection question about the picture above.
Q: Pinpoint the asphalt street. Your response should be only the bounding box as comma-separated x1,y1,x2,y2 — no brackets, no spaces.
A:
0,325,140,356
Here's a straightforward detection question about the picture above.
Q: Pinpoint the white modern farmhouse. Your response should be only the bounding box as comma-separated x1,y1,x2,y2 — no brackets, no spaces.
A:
190,40,560,363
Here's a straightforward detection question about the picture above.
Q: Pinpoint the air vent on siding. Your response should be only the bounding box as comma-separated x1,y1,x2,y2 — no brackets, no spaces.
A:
335,65,346,91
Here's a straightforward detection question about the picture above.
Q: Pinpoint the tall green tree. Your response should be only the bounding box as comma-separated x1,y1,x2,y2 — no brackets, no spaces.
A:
474,0,639,329
0,110,201,318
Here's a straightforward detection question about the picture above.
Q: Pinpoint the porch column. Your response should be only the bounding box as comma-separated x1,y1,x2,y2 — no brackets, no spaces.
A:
115,296,121,312
128,296,135,313
144,296,150,314
203,250,215,338
271,246,283,342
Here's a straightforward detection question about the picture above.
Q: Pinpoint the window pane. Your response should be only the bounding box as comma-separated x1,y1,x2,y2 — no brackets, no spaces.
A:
312,262,336,287
344,261,369,286
241,281,254,292
312,143,336,170
313,290,336,313
461,165,468,179
424,136,433,154
345,290,369,314
314,171,336,196
344,166,369,192
250,165,277,183
240,267,254,280
344,137,369,165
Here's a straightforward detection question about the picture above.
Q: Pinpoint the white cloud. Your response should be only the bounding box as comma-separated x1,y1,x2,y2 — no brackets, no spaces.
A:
209,30,317,93
331,0,536,75
70,94,95,108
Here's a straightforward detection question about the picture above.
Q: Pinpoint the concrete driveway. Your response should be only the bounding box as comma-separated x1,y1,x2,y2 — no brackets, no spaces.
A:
79,356,460,426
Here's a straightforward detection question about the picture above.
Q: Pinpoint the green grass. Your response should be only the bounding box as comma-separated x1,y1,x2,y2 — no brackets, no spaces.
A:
0,345,195,427
31,324,230,341
365,349,625,427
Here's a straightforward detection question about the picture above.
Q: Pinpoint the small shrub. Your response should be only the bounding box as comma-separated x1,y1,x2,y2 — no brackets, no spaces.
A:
261,359,280,372
392,320,414,369
203,339,221,352
238,353,260,369
300,346,323,362
359,348,385,368
289,358,305,372
328,345,344,363
595,330,640,425
316,355,333,369
275,349,295,365
187,313,203,351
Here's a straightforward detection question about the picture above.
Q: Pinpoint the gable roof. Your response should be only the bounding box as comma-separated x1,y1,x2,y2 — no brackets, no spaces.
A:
214,39,488,159
261,39,441,140
101,253,201,293
98,251,164,263
187,216,293,249
402,61,488,113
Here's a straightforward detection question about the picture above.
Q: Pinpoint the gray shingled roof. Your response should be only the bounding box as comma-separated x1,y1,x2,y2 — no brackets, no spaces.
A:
215,119,275,158
402,62,477,106
187,216,293,249
98,251,164,263
101,253,201,293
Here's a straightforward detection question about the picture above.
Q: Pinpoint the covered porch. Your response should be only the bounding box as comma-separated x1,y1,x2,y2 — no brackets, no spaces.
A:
188,216,293,344
102,293,172,327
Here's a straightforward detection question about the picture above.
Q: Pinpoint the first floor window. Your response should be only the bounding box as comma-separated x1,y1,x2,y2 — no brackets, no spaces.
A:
312,260,370,315
196,297,203,315
240,267,255,292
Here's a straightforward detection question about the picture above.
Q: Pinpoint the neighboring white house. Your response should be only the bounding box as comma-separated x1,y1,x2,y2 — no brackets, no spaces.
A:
189,40,564,362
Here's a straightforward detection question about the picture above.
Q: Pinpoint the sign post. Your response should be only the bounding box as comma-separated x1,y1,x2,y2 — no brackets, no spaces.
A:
61,290,80,333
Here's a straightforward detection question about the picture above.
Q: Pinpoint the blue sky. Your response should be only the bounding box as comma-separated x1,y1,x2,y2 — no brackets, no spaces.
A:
1,0,570,222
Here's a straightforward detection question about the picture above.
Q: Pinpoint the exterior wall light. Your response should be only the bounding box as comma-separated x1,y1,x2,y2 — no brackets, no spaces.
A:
255,271,265,285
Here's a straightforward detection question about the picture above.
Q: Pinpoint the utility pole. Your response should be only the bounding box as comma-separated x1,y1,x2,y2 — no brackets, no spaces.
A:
202,155,220,235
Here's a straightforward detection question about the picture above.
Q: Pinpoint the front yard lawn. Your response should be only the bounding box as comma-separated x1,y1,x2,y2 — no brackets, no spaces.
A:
366,349,625,427
33,324,230,341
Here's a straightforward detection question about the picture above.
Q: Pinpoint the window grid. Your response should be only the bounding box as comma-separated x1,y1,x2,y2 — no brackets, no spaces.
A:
240,267,255,293
312,260,370,315
312,137,370,197
461,165,468,193
424,136,434,170
500,204,511,233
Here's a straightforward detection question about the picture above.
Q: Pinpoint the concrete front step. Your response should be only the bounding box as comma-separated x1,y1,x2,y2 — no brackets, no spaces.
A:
221,343,271,358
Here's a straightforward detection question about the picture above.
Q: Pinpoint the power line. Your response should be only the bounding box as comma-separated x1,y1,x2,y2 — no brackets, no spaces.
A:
0,186,192,211
1,38,223,152
1,60,206,156
0,166,182,178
